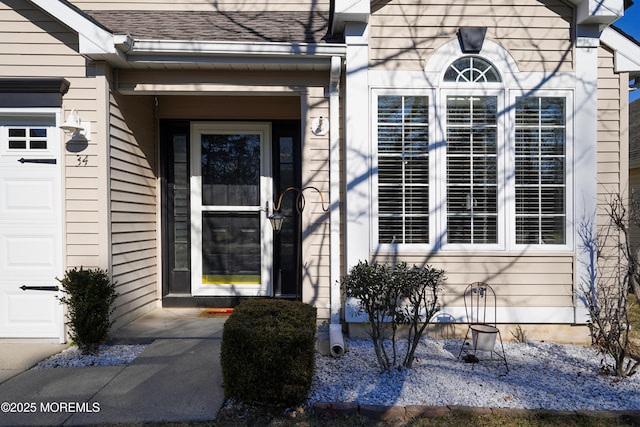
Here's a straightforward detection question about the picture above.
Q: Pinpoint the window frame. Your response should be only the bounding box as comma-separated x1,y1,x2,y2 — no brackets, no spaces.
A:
371,89,435,253
437,88,507,251
0,109,60,158
508,90,574,252
371,83,574,253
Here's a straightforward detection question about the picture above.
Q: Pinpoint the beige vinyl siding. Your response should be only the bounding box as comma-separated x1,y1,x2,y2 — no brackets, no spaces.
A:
370,0,573,73
302,86,331,318
64,71,107,270
630,167,640,250
597,45,626,216
0,5,81,69
595,45,627,286
0,3,107,270
109,93,158,327
372,253,575,308
68,0,330,12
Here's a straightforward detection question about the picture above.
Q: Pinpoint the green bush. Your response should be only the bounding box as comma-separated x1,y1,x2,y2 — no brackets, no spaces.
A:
220,298,317,407
57,267,118,355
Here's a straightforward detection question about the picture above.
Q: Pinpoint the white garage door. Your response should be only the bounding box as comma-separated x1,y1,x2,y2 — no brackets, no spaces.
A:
0,114,64,341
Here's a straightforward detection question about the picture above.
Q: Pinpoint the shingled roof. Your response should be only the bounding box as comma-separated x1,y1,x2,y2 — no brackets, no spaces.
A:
631,99,640,168
84,10,330,44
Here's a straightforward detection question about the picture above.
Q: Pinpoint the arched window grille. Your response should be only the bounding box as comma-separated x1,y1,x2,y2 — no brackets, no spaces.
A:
444,56,502,83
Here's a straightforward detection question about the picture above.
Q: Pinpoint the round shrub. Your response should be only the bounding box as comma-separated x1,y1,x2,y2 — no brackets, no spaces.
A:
57,267,118,355
220,298,317,406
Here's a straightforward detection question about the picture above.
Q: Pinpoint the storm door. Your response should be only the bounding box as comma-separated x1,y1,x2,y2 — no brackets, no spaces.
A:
190,122,273,297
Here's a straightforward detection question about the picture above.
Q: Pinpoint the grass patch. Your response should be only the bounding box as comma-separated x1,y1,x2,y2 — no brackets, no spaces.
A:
138,407,640,426
405,411,639,427
628,296,640,360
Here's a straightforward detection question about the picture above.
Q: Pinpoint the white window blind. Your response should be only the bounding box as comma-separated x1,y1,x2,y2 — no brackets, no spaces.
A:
515,97,566,244
377,95,429,244
446,96,498,244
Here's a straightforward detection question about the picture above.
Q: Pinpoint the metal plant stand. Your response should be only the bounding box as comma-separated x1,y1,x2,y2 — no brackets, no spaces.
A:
458,282,509,373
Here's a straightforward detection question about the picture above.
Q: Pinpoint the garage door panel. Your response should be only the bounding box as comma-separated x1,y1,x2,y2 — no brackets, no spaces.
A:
0,228,59,274
0,290,62,338
0,174,57,221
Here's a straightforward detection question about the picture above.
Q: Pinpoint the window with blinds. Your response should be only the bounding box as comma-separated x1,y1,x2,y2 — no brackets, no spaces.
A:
372,56,571,250
377,95,429,244
515,97,566,244
446,96,498,244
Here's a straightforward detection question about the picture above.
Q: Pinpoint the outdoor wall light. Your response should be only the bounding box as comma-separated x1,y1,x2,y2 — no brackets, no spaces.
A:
60,109,90,141
457,27,487,54
268,211,286,232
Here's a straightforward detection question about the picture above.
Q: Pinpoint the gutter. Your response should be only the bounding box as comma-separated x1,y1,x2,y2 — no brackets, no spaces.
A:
100,38,347,70
126,40,346,58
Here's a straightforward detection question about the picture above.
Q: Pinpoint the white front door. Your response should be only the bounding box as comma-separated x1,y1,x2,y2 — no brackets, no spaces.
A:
0,114,64,340
190,122,273,297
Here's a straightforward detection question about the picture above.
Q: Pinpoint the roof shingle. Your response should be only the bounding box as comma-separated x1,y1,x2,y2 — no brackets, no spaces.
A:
85,11,330,44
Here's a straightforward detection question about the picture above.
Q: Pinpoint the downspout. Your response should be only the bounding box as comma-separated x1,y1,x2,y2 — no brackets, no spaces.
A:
329,55,345,357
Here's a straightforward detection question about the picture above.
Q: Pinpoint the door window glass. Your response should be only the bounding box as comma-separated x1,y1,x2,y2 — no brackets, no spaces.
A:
201,134,260,206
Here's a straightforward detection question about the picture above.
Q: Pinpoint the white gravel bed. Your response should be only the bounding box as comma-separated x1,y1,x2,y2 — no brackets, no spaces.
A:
309,337,640,411
31,344,147,369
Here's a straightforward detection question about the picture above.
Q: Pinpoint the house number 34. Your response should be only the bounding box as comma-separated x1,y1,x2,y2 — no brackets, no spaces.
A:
76,155,88,166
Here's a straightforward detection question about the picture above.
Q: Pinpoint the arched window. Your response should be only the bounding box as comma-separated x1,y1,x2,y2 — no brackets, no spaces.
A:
443,56,501,83
374,40,572,251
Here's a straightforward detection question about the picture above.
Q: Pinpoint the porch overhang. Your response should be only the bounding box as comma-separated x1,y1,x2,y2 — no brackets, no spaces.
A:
27,0,346,71
94,39,346,71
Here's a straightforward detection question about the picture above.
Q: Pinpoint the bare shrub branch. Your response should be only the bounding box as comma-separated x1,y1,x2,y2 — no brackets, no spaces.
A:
579,193,640,377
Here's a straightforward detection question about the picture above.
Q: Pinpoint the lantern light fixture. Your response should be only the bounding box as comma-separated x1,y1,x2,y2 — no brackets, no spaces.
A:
60,109,90,141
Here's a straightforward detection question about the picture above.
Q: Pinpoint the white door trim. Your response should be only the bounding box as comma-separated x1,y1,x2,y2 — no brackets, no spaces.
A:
189,122,273,297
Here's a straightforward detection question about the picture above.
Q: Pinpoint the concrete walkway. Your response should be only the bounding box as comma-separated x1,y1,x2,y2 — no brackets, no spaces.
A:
0,308,226,426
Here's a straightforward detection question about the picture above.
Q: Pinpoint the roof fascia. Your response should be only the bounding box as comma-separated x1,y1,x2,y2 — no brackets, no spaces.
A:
562,0,624,25
128,40,345,58
332,0,369,35
601,27,640,77
93,40,346,69
27,0,117,55
117,40,346,68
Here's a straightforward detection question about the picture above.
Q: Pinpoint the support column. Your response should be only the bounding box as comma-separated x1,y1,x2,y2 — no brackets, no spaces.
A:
344,22,370,269
574,24,601,323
